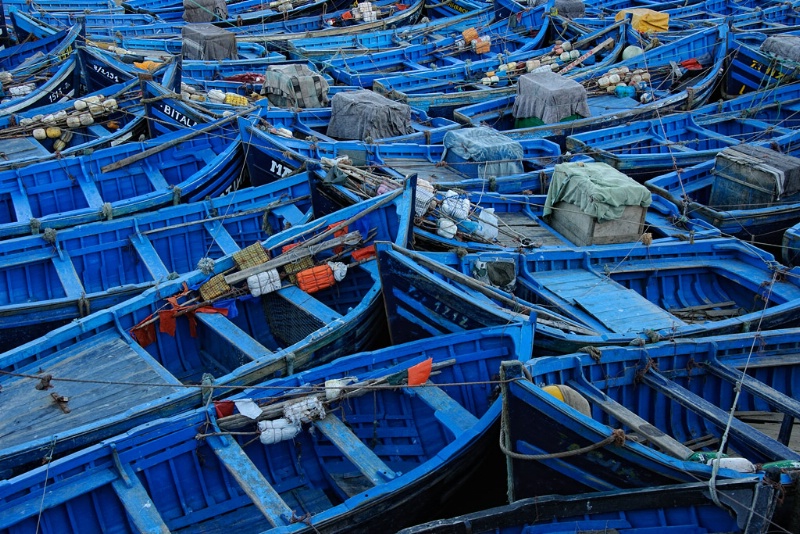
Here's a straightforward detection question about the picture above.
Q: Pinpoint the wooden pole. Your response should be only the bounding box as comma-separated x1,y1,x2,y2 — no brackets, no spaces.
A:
100,107,253,173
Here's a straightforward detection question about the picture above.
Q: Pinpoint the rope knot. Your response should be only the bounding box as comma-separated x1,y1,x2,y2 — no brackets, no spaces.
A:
42,227,57,244
197,257,215,275
35,373,53,390
611,428,626,447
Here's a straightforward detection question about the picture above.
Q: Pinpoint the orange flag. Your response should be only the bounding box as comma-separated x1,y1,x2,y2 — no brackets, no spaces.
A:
407,358,433,386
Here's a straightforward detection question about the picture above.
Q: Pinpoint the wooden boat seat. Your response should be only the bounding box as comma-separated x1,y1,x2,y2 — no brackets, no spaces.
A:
206,433,294,527
51,250,86,299
0,330,181,451
203,219,242,256
9,189,33,223
86,123,112,140
567,373,694,460
75,166,104,209
640,368,800,461
701,352,800,445
0,137,49,162
277,285,343,323
531,269,686,334
271,202,308,227
313,413,398,488
194,312,273,362
405,382,478,437
142,166,169,190
130,232,171,279
112,460,171,532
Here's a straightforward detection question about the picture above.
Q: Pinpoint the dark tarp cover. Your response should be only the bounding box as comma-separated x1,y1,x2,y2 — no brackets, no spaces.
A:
760,35,800,64
512,71,590,123
183,0,228,23
544,161,651,222
261,64,330,109
442,127,524,178
181,23,236,61
326,90,412,141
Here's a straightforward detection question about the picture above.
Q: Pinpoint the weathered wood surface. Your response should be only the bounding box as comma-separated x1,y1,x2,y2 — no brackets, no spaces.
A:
0,331,180,449
533,269,687,333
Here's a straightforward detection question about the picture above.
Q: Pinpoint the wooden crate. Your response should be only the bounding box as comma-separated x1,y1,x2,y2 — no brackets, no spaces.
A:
710,145,800,209
548,201,646,247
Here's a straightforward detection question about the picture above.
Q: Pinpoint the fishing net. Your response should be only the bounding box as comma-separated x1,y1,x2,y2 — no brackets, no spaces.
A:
264,292,325,347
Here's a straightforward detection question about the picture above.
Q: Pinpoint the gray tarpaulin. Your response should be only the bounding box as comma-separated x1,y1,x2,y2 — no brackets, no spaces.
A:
760,35,800,63
442,127,524,178
262,64,330,108
532,0,585,19
181,24,236,61
183,0,228,23
512,71,590,123
544,161,651,222
326,90,412,141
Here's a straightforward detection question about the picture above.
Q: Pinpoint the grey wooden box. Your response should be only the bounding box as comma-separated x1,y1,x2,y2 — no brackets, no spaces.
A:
548,201,646,247
710,145,800,209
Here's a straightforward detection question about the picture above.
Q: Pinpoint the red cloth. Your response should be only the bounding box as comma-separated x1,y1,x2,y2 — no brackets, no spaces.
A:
408,358,433,386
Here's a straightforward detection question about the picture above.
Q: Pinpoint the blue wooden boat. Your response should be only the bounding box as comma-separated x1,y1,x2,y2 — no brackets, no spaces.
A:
0,182,413,477
287,6,492,60
566,82,800,180
783,221,800,266
116,35,268,60
399,478,783,534
371,18,628,118
0,15,80,76
124,0,341,24
725,29,800,98
77,45,175,92
116,0,425,45
498,328,800,502
645,144,800,245
453,25,728,147
375,238,800,354
0,115,243,240
0,79,147,172
410,191,720,253
30,10,158,32
239,114,564,188
2,0,119,13
322,1,552,88
0,321,532,531
0,173,313,351
0,51,80,117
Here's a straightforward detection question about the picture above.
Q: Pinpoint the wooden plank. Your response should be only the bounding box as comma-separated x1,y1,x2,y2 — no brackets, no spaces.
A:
142,167,169,190
203,220,241,256
406,383,477,436
276,285,342,323
533,269,687,333
0,333,180,449
206,433,293,527
271,203,307,226
194,312,271,361
50,251,86,299
702,355,800,421
130,233,171,280
100,109,250,173
567,376,694,460
111,462,170,533
640,368,800,461
314,414,397,486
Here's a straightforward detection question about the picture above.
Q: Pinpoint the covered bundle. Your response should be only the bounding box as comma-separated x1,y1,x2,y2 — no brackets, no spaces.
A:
261,64,330,109
183,0,228,23
512,71,590,127
531,0,585,19
442,127,524,178
326,90,412,141
760,35,800,63
615,8,669,33
544,162,651,246
710,145,800,209
181,24,236,60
